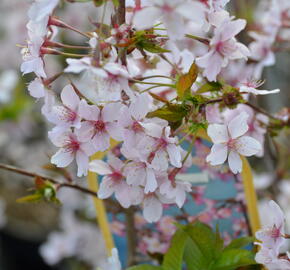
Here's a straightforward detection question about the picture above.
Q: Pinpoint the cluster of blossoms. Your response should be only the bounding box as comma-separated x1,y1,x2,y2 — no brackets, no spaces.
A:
255,200,290,269
21,0,288,241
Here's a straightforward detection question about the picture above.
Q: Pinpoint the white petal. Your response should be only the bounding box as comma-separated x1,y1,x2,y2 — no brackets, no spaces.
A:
76,151,89,177
98,177,115,199
28,78,45,98
93,132,110,152
133,6,162,30
78,99,100,121
240,86,280,95
228,112,249,139
167,144,182,168
236,136,261,156
140,122,163,138
107,154,124,171
106,122,123,141
102,103,123,122
89,160,112,175
129,93,152,120
196,50,223,82
207,124,229,144
144,168,158,194
61,85,80,110
206,144,228,165
143,196,163,223
51,148,74,167
228,150,242,174
220,19,246,42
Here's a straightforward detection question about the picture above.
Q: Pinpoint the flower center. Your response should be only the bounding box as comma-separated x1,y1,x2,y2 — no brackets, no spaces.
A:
110,171,123,181
270,225,281,240
227,138,237,150
94,120,106,132
132,121,143,133
161,4,173,12
66,139,80,153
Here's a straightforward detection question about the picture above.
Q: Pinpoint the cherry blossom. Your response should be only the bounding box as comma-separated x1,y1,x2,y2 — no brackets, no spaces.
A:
256,200,286,254
89,154,144,208
159,180,191,208
28,0,59,23
49,129,95,177
142,191,173,223
49,85,82,128
197,12,250,81
133,0,205,40
65,54,133,102
28,77,46,98
78,100,123,152
239,79,280,96
206,112,262,173
20,33,46,78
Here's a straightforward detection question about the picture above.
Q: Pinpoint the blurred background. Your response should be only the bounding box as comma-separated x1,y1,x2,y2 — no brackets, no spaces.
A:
0,0,289,270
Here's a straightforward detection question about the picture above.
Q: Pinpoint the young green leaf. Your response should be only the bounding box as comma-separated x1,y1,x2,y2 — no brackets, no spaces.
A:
224,237,254,251
162,229,189,270
211,249,257,270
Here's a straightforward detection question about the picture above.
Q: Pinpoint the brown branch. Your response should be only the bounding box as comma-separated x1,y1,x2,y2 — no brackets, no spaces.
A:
0,163,98,198
245,102,281,121
125,206,138,266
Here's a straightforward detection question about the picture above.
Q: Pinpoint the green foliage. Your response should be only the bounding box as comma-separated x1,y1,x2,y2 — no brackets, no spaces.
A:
196,81,223,94
135,30,170,54
17,177,60,204
127,222,257,270
176,63,198,100
147,104,190,123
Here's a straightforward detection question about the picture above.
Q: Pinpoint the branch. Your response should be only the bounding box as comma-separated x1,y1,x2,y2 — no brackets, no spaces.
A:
0,163,98,198
125,206,138,266
245,102,279,121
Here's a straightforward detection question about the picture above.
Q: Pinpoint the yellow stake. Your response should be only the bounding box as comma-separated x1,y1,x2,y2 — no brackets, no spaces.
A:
241,156,261,234
87,151,115,256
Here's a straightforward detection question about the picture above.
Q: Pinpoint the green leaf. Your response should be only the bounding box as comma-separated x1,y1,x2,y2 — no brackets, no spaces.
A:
211,249,257,270
127,265,164,270
162,229,189,270
184,222,217,262
138,40,170,53
196,82,222,94
176,63,198,100
16,193,43,203
184,238,209,270
147,104,189,122
224,237,254,251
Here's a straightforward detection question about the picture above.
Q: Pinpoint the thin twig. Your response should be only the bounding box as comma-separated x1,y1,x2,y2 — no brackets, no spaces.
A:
0,163,98,198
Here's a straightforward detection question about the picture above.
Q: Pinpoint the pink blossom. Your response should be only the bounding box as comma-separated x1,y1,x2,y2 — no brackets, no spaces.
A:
49,129,95,177
78,100,123,152
159,180,191,208
256,200,286,254
49,85,82,128
133,0,205,40
197,12,249,81
21,33,46,78
89,154,144,208
240,79,280,96
206,112,262,174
